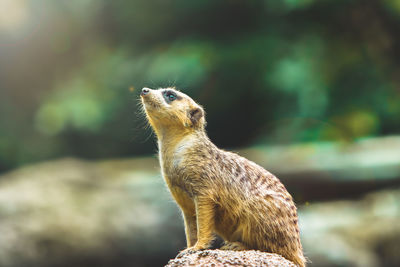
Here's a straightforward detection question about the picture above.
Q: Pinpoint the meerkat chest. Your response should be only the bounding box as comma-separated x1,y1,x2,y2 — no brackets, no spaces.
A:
159,136,198,178
176,136,201,167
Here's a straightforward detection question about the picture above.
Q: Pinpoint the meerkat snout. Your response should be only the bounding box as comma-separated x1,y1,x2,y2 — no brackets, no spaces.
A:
141,87,151,96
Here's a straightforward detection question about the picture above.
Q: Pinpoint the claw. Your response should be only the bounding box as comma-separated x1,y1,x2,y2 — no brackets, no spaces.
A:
177,248,196,258
220,241,247,251
177,245,208,258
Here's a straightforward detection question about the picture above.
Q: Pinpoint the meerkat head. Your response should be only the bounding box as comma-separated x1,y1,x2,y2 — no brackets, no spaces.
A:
140,87,205,137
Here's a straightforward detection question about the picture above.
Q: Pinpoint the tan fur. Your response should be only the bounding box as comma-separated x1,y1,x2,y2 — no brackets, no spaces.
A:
140,87,306,267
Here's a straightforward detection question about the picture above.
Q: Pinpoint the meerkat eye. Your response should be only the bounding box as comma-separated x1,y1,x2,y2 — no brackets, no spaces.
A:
168,94,176,101
163,91,177,102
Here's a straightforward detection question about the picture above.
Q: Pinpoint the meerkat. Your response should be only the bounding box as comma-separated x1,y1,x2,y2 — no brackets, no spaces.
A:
140,87,306,267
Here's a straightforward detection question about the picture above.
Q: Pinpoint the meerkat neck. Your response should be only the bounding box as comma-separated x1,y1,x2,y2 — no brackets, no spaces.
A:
157,127,191,145
158,129,209,156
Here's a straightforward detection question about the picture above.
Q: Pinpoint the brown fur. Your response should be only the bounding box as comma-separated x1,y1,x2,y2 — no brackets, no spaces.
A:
140,87,306,267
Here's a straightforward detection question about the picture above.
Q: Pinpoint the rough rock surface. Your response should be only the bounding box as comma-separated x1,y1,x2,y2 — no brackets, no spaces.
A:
166,249,296,267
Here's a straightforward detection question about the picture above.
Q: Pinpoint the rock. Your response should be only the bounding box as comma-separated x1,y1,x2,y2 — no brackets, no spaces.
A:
166,249,296,267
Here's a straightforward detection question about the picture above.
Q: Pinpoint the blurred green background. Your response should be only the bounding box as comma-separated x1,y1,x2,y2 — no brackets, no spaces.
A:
1,0,400,172
0,0,400,266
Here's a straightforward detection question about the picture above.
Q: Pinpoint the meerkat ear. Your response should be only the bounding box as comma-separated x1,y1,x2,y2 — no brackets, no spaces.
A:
188,107,204,127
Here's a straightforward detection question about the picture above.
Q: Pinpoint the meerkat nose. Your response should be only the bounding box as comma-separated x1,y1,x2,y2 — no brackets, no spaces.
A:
141,87,151,96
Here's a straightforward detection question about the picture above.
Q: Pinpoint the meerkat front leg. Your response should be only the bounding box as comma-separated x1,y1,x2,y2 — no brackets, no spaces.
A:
179,196,215,255
169,187,198,247
182,212,197,247
192,196,215,250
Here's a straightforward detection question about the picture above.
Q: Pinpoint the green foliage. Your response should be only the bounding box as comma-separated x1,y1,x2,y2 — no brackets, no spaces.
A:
0,0,400,171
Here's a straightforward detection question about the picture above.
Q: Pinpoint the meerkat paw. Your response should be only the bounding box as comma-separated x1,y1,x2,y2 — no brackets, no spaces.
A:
176,248,196,258
177,244,207,258
220,241,247,251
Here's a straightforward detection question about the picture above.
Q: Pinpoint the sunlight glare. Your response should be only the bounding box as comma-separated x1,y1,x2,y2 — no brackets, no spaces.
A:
0,0,29,31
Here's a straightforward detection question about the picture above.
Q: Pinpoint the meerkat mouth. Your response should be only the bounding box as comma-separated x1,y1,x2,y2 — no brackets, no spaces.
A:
142,100,157,109
141,97,161,110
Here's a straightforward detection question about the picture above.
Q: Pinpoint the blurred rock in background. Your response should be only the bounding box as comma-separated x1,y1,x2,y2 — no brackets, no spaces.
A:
301,188,400,267
0,158,184,267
